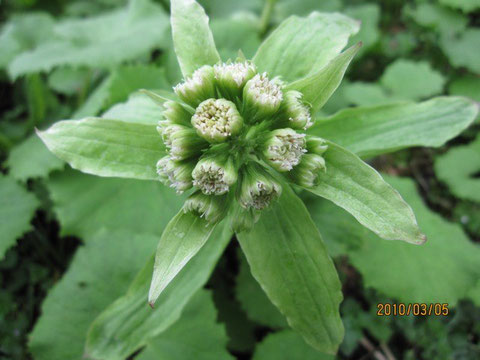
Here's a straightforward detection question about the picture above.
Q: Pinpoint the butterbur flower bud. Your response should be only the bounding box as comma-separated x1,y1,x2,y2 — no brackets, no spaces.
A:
192,152,238,195
230,204,259,233
174,65,215,107
183,191,228,224
262,128,306,172
159,124,207,160
238,163,282,210
243,73,283,122
192,98,243,143
214,61,257,100
157,156,195,193
306,136,328,155
163,100,192,126
288,153,326,188
281,91,312,129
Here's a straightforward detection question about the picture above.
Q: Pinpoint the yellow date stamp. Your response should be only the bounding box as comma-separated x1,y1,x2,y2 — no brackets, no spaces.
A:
377,303,449,316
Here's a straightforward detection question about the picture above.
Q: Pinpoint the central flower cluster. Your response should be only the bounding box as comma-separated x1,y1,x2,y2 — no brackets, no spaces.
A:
156,61,328,228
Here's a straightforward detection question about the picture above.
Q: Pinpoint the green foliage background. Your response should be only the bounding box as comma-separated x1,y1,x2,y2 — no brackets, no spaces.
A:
0,0,479,359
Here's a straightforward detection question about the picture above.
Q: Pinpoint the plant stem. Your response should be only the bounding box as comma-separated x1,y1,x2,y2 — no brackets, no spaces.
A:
259,0,277,36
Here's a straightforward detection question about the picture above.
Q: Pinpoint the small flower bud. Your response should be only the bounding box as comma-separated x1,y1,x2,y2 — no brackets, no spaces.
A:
243,73,283,122
230,204,259,233
158,123,207,160
163,100,192,126
192,98,243,143
238,163,282,210
156,156,195,193
262,128,306,172
174,65,216,107
214,61,257,100
192,152,238,195
280,91,312,129
288,153,326,188
306,136,328,155
183,191,228,224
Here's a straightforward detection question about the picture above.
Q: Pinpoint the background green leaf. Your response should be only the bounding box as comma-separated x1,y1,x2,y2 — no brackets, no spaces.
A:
0,175,39,259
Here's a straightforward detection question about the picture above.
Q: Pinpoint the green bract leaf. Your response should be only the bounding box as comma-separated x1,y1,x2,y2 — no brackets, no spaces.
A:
28,229,159,360
253,12,359,82
85,223,232,360
435,136,480,202
235,251,287,328
8,0,169,78
73,65,170,119
236,184,343,354
309,97,479,158
253,330,334,360
149,211,217,305
6,134,64,181
309,141,425,244
0,175,39,259
287,43,361,112
37,117,164,181
46,169,183,238
137,290,233,360
310,176,480,305
171,0,220,77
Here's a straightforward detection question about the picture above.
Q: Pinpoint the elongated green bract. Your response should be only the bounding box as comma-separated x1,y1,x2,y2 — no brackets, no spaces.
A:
309,97,478,158
37,118,164,180
309,141,425,244
171,0,220,77
148,211,217,305
237,184,344,354
253,12,359,82
287,43,361,112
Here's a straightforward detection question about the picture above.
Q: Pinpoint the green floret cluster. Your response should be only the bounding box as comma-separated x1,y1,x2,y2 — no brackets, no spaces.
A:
156,60,328,229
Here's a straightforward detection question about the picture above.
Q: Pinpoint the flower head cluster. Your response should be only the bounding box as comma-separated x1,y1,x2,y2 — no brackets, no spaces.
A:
156,61,328,229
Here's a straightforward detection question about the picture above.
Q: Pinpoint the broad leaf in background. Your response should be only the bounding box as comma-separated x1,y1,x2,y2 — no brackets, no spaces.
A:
287,43,360,113
235,250,287,328
85,223,232,360
73,65,170,118
46,169,183,238
449,75,480,102
344,4,380,57
435,136,480,202
309,141,425,244
273,0,342,23
137,290,233,360
237,184,343,354
6,134,64,181
440,29,480,74
380,60,445,100
199,0,262,17
309,97,478,158
211,14,261,60
0,13,55,69
47,67,91,96
310,176,480,304
252,330,334,360
439,0,480,14
341,82,391,107
171,0,220,77
0,175,39,259
149,212,217,305
405,3,467,36
101,92,166,123
253,12,359,82
8,0,169,78
38,117,164,180
28,229,159,360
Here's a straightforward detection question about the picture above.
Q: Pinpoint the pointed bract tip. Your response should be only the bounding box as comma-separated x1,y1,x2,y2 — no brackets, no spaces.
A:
148,301,155,309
